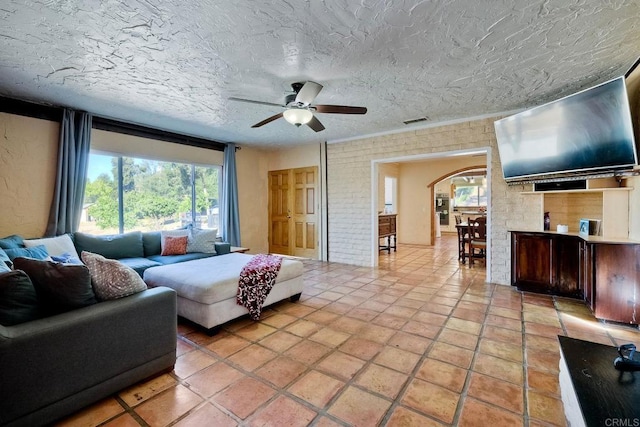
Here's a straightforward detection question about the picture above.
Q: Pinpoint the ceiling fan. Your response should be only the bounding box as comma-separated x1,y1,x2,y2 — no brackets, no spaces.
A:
229,81,367,132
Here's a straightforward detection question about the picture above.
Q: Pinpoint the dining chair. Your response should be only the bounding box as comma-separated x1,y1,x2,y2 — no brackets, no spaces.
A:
469,217,487,267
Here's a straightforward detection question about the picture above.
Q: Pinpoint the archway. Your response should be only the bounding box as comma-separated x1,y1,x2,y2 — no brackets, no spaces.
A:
427,164,487,244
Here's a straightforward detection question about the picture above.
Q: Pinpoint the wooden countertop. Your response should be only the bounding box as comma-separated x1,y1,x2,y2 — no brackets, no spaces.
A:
509,229,640,245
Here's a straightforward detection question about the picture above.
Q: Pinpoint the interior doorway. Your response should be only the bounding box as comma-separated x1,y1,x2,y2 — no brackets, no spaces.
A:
371,149,492,281
268,167,319,258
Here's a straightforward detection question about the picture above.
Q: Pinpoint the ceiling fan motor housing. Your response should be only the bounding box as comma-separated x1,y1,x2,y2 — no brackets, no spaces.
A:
285,93,298,106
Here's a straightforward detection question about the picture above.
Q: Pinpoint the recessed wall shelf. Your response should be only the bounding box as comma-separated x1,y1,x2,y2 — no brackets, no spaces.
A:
519,181,633,238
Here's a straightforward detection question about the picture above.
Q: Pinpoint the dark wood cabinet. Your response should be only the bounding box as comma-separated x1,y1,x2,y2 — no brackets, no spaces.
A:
593,243,640,324
556,236,581,295
511,231,640,324
580,241,595,310
512,232,553,290
511,232,582,297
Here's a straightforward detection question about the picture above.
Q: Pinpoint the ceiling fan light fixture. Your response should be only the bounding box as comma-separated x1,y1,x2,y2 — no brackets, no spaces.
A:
283,108,313,127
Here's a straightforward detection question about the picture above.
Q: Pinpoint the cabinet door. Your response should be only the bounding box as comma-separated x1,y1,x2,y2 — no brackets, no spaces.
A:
555,236,581,297
594,244,640,324
512,233,553,290
580,242,595,311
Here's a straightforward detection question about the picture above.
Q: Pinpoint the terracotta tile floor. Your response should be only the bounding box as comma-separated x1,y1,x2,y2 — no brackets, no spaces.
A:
56,235,640,427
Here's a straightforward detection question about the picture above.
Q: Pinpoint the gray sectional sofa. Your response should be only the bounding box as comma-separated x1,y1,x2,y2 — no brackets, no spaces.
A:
0,286,177,427
73,230,231,276
0,230,226,426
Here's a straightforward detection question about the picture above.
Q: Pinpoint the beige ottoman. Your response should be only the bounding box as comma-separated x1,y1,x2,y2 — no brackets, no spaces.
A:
143,253,304,334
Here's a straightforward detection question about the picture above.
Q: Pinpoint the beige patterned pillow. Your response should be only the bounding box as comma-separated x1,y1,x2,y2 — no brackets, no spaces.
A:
187,228,217,253
81,251,147,300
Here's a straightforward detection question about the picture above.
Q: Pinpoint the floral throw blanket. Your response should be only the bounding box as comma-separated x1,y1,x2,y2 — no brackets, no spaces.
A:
236,254,284,320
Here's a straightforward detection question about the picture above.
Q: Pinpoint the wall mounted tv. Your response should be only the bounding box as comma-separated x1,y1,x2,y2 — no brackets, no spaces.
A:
494,76,638,183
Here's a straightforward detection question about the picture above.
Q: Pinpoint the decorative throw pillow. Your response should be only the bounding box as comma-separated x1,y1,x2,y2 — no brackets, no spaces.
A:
0,248,11,271
4,245,50,261
81,251,147,300
12,257,97,314
50,252,83,264
160,230,189,253
24,234,80,259
0,234,24,249
0,270,41,325
161,236,188,256
187,228,217,254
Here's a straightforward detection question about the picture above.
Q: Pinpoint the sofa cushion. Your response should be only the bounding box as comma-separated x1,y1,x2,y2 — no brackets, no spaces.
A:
148,252,215,265
142,231,162,257
24,234,80,259
4,245,50,261
0,234,24,249
119,257,163,277
214,242,231,255
74,231,144,259
81,251,147,300
0,270,41,325
12,257,97,314
187,228,217,254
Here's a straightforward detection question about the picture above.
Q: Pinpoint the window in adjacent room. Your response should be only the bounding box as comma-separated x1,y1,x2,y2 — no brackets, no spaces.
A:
384,176,397,214
79,152,221,235
452,175,487,208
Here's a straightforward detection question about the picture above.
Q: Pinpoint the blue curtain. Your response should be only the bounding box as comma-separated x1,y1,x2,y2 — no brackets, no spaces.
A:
221,143,241,246
46,109,92,236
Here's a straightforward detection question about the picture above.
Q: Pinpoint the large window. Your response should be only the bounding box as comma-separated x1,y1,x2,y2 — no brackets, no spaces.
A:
79,153,221,235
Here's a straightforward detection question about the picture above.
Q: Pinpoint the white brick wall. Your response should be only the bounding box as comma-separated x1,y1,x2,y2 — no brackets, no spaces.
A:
327,117,541,285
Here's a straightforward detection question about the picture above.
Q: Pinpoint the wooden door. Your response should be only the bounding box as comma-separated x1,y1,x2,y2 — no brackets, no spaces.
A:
269,170,291,255
292,167,318,258
268,167,318,258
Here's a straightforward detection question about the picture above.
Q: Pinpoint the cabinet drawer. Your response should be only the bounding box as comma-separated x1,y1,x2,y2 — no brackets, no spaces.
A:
379,224,391,236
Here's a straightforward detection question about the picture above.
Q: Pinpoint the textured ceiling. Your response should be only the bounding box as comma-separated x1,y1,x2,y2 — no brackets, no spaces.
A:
1,0,639,147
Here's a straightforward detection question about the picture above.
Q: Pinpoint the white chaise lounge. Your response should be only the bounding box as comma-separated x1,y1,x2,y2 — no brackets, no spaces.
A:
143,253,304,333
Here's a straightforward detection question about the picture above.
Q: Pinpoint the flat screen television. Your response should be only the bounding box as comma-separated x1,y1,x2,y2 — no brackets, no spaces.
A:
494,76,638,183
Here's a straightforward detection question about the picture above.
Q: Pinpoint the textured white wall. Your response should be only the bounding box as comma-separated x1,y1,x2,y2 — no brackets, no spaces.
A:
327,117,541,286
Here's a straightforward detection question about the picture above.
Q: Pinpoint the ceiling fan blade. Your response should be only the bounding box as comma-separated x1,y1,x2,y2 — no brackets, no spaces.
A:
252,112,283,128
229,97,284,108
307,115,325,132
295,81,323,105
314,105,367,114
